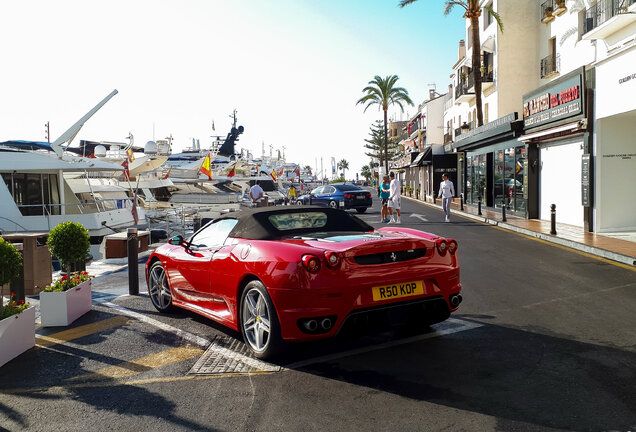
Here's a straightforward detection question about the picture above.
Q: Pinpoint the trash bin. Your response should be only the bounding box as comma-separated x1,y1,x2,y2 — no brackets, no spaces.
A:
1,233,52,295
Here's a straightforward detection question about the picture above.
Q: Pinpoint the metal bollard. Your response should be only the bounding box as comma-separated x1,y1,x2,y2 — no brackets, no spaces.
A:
460,193,464,211
127,228,139,295
502,203,507,222
193,215,202,232
478,195,482,216
550,204,557,235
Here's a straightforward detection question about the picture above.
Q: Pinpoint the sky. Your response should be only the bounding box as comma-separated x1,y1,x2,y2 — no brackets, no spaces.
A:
0,0,465,179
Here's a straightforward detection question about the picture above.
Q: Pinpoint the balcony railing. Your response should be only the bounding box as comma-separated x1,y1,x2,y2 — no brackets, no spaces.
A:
584,0,636,33
444,133,453,144
540,53,560,78
541,0,555,22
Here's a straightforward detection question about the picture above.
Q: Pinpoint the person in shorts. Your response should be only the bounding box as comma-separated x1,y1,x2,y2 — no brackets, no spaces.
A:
388,171,401,224
379,175,391,223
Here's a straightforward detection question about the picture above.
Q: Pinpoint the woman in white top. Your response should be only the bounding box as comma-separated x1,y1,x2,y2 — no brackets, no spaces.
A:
438,173,455,222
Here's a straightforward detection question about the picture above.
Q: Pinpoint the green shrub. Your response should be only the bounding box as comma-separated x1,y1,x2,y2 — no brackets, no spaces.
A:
0,238,23,317
47,221,90,273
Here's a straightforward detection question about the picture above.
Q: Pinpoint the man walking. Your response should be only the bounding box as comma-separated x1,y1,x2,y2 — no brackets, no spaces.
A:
388,172,401,224
438,173,455,222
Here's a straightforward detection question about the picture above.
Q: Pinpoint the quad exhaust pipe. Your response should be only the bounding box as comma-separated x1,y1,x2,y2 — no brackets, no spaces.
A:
303,319,318,332
449,294,463,307
300,315,336,334
320,318,332,330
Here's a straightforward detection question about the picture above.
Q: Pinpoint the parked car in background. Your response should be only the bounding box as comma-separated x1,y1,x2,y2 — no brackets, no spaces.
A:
296,182,372,213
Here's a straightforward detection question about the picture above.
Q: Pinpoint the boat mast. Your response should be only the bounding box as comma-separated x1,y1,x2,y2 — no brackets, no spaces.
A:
50,89,118,158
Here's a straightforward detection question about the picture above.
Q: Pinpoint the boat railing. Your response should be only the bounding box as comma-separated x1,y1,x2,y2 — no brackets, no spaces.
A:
16,197,136,217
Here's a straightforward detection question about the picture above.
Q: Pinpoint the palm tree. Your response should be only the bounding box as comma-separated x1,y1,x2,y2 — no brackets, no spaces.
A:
399,1,502,126
356,75,413,173
360,164,372,182
337,159,350,180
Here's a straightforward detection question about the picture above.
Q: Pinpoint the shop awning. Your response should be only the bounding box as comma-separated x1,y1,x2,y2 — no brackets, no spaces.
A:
518,120,586,142
410,147,432,167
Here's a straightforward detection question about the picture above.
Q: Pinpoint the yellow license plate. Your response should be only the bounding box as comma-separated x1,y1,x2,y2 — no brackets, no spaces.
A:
372,280,424,301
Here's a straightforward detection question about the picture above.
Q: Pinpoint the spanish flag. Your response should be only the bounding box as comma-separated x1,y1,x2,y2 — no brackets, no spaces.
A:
162,166,172,180
200,153,212,180
269,168,277,181
126,148,135,162
228,167,236,178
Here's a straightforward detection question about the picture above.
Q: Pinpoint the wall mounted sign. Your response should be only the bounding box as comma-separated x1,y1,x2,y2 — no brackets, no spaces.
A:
522,69,585,129
581,154,591,207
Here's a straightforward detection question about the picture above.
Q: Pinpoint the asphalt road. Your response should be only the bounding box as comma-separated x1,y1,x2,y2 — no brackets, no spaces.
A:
1,195,635,432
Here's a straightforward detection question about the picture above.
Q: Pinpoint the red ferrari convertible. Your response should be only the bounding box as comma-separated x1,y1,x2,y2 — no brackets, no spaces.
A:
146,206,461,359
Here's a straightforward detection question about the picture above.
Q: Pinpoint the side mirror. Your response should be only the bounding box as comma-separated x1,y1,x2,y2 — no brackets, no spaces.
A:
169,235,184,246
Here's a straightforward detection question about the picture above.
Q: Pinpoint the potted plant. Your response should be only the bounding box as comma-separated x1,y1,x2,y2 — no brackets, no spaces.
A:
42,222,92,327
46,221,90,274
0,238,35,367
40,271,93,327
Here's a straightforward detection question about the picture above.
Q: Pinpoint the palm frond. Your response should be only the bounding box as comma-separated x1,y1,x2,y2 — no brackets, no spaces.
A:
484,5,503,32
398,0,418,8
443,0,467,16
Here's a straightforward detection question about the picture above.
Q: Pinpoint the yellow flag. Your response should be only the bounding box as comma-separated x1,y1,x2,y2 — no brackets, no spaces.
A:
200,153,212,180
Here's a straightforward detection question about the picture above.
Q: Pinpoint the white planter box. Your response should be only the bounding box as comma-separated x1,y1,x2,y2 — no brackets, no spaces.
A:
0,307,35,367
40,280,92,327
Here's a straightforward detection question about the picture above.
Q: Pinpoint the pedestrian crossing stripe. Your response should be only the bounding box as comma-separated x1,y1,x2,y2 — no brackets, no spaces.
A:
35,315,131,348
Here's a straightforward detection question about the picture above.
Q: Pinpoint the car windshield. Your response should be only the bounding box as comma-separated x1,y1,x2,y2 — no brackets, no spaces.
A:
334,184,362,192
268,211,328,231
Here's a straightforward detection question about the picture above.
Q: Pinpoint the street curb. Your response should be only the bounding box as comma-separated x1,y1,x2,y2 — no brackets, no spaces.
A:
404,196,636,267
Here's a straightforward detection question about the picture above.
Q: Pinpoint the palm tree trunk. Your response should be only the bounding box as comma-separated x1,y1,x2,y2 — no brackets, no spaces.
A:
383,109,389,174
470,14,483,127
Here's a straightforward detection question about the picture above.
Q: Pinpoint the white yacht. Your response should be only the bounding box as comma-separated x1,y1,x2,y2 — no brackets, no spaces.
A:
0,90,146,241
0,142,145,239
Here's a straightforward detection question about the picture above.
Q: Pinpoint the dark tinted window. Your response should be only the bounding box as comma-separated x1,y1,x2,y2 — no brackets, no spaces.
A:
334,184,363,192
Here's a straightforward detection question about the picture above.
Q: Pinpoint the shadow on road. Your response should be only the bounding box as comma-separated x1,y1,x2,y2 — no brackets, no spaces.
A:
292,322,636,431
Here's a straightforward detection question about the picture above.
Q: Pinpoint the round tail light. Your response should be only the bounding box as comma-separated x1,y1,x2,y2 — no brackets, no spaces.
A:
447,239,458,255
302,254,321,273
436,239,448,256
324,251,341,268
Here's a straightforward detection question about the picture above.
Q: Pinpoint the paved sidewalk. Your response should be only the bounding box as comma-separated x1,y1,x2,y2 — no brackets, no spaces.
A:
406,195,636,268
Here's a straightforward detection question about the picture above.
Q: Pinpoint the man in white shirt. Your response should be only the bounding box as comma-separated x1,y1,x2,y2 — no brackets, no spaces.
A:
437,173,455,222
388,172,401,224
249,181,264,207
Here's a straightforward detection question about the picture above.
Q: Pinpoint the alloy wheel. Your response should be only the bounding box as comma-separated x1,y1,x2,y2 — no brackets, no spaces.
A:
241,287,272,352
149,263,173,311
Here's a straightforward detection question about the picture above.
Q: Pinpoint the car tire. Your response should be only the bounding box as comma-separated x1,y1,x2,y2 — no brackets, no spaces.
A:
148,261,175,313
296,200,304,205
328,200,338,209
239,280,284,360
356,208,367,213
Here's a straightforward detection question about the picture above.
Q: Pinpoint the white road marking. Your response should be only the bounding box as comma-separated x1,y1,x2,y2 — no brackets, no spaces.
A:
285,318,482,369
410,213,429,222
100,301,211,348
99,302,481,375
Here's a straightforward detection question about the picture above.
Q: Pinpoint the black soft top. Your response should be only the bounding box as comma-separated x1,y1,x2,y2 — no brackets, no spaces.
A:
216,206,374,240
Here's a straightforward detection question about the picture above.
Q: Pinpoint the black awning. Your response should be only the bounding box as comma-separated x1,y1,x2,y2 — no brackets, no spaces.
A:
410,147,432,167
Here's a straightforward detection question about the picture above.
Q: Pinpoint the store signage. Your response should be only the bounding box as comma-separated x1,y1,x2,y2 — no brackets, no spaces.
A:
522,71,584,129
455,112,518,142
581,154,590,207
618,73,636,84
